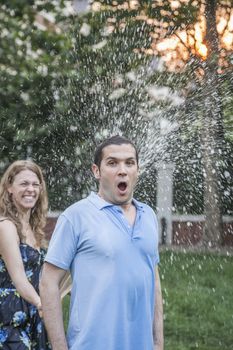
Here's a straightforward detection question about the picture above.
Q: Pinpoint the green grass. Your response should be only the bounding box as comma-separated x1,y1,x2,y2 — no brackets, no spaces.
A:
62,250,233,350
62,294,70,331
160,250,233,350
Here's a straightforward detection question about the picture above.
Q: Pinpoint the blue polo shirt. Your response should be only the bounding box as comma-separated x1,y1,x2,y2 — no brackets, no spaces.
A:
45,192,160,350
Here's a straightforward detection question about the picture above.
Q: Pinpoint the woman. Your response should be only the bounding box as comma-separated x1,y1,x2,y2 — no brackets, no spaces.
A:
0,160,51,349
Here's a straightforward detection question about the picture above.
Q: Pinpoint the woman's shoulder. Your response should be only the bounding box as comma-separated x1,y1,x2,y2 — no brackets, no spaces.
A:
0,218,20,255
0,217,18,235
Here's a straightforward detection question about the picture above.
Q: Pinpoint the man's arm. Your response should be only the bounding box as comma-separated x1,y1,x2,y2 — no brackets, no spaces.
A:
40,262,68,350
153,266,164,350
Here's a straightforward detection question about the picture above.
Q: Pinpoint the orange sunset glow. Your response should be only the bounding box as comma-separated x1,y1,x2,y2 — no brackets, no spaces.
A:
92,0,232,70
155,11,232,61
154,2,233,68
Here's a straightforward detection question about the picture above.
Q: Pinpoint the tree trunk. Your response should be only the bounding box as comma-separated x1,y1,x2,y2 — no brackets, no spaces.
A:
201,0,224,247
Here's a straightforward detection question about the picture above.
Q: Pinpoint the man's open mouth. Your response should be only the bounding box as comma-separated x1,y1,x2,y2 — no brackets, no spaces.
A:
118,182,127,191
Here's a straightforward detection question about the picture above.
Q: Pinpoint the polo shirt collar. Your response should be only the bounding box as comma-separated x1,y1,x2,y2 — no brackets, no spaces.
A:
88,192,144,212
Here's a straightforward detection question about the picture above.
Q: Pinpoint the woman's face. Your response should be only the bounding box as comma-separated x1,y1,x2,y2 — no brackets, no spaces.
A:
8,169,41,213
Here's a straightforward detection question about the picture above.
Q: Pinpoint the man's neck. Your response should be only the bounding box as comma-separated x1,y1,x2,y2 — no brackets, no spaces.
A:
121,202,136,226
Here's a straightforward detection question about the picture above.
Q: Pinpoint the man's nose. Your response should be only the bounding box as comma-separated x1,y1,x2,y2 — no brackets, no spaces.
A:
118,163,127,174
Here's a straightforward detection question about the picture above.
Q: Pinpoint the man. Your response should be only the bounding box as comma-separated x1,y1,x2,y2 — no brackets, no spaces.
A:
40,135,164,350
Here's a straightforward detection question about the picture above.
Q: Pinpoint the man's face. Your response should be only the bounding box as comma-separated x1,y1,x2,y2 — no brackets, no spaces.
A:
92,143,139,205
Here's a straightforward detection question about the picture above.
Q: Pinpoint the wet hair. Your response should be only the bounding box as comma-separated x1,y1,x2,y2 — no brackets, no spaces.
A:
0,160,48,246
94,135,139,168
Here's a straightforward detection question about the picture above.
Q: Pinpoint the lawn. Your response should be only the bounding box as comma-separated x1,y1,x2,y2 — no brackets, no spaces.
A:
160,250,233,350
62,250,233,350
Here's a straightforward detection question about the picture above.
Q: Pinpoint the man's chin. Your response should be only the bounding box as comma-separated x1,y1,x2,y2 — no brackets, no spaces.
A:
115,195,133,206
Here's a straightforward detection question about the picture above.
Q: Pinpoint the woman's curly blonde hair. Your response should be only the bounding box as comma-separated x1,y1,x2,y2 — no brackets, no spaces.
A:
0,160,48,246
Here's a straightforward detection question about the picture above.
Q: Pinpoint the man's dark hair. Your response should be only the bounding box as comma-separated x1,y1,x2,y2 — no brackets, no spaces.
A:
94,135,139,168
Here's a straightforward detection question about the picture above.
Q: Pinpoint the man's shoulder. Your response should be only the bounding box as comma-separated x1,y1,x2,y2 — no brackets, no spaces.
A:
63,195,92,216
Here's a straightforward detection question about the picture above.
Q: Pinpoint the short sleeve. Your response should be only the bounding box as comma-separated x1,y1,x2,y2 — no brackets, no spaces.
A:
45,214,79,270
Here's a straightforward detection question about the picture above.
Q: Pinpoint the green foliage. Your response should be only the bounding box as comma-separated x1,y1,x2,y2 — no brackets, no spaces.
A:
0,0,73,207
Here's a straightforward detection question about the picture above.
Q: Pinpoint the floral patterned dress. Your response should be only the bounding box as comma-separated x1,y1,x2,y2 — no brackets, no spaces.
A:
0,242,51,349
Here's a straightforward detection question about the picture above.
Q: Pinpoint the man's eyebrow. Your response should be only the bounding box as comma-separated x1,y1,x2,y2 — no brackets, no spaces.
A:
105,157,117,160
105,156,136,161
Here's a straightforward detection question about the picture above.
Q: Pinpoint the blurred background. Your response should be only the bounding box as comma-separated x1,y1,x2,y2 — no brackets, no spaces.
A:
1,0,232,248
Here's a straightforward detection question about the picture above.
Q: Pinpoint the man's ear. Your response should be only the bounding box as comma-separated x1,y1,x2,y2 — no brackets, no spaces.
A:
92,164,100,180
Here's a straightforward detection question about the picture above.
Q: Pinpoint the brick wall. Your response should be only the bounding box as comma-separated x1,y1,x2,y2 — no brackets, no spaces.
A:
172,221,233,246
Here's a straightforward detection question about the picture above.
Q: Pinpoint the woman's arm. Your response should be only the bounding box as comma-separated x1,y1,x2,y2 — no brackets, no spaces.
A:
0,220,41,309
